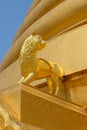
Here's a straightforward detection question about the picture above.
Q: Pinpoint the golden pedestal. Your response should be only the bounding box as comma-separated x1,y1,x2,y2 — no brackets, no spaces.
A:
0,81,87,130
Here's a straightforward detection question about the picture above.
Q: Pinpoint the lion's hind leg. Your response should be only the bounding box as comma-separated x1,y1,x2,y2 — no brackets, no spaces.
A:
47,76,55,94
47,64,63,95
47,74,60,95
53,64,61,95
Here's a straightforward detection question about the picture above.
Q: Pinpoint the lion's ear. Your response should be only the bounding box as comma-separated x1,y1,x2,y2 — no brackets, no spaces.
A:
32,32,36,36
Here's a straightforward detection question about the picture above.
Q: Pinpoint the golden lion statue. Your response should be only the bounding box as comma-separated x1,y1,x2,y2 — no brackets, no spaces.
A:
19,33,63,95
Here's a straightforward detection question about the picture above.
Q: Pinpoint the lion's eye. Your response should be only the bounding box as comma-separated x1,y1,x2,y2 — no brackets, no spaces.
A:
34,37,40,42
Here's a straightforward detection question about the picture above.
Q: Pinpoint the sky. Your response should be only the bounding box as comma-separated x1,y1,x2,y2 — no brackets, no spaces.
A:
0,0,34,62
